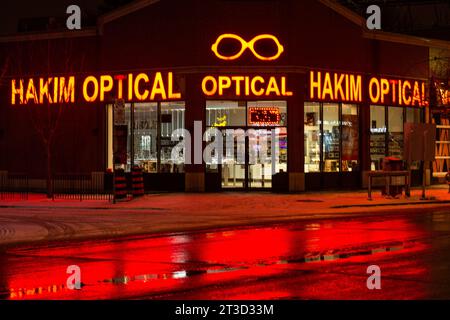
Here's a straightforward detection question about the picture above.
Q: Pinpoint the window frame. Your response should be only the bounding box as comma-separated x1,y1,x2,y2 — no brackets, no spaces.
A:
122,101,186,173
304,102,360,173
370,104,424,169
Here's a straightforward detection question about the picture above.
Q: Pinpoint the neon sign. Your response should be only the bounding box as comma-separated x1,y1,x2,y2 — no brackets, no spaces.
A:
309,71,362,103
211,34,284,61
309,70,427,107
201,75,292,97
11,77,75,105
368,77,426,106
248,107,281,125
11,72,181,105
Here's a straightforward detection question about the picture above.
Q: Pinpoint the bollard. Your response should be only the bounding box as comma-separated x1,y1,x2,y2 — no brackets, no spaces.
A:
132,166,144,197
114,169,127,200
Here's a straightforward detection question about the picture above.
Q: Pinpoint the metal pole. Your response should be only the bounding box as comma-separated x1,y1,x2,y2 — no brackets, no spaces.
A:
421,130,427,200
406,128,412,198
112,103,116,204
130,102,135,170
421,161,426,200
113,171,116,204
130,102,135,200
157,102,161,173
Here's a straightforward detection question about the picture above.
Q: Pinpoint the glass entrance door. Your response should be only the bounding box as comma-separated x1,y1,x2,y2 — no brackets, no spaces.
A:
221,129,246,189
248,129,272,189
206,100,287,191
220,128,287,189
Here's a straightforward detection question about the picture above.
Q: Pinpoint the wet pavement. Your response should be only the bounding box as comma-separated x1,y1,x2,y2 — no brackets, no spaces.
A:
3,190,450,247
1,210,450,300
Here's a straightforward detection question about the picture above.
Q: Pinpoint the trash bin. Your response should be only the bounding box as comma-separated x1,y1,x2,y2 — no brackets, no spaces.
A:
381,157,403,197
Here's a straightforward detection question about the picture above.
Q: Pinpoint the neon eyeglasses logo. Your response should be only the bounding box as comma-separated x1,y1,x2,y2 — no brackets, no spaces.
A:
211,34,284,61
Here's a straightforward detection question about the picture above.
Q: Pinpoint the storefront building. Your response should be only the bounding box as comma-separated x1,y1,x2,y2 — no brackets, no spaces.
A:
1,0,448,192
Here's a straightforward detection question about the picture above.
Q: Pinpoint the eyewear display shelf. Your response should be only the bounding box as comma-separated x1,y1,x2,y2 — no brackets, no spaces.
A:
324,129,339,172
370,134,386,160
388,133,403,159
304,130,320,173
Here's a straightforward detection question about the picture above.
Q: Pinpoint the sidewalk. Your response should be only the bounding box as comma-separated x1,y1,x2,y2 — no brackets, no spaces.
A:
1,187,450,247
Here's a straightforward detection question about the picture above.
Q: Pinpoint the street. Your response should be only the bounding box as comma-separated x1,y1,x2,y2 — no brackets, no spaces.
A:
1,209,450,300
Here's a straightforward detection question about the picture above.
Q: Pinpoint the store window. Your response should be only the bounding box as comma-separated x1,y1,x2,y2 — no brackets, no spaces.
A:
304,102,359,173
323,103,340,172
342,104,359,172
131,103,158,172
160,102,186,173
388,106,404,159
370,105,386,170
406,107,422,124
206,100,246,127
370,105,423,170
118,101,185,173
304,103,320,173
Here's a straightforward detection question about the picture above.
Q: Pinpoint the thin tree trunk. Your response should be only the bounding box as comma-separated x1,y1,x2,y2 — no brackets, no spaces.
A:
46,143,53,198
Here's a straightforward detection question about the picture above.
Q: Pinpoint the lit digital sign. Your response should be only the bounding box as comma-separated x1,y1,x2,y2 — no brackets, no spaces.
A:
248,107,281,125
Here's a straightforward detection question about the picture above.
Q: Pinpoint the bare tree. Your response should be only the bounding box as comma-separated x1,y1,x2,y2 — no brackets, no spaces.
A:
6,38,84,197
0,55,9,79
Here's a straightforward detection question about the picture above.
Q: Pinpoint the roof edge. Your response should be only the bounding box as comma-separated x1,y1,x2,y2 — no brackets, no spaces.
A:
1,0,449,51
0,27,97,43
317,0,365,27
97,0,160,34
363,30,450,50
318,0,450,49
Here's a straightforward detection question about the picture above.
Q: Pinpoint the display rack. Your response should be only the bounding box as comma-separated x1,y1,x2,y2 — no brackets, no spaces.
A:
388,132,403,159
304,128,320,172
370,133,385,170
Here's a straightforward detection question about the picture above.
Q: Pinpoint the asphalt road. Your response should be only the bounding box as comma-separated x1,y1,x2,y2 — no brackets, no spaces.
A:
1,209,450,300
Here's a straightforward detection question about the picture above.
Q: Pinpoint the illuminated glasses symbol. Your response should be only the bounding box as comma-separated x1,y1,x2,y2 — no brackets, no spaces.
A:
211,34,284,61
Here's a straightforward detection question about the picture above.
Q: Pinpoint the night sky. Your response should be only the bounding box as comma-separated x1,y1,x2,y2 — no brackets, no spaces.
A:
0,0,449,40
0,0,105,34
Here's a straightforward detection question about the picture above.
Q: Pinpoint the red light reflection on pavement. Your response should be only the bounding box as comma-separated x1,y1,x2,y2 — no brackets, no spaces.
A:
1,217,433,300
